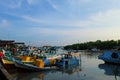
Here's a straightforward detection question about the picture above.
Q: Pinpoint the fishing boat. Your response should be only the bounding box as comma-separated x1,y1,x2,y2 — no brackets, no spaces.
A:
0,49,15,69
98,51,120,64
12,57,58,71
0,62,13,80
55,52,81,66
0,57,15,69
0,55,35,69
32,47,65,66
32,53,60,67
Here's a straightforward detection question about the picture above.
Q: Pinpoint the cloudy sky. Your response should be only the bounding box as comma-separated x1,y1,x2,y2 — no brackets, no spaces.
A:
0,0,120,46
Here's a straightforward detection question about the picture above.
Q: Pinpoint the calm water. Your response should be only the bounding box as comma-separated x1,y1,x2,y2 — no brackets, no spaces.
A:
11,51,120,80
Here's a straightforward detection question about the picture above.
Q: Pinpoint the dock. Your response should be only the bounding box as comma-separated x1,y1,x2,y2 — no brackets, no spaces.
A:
0,63,13,80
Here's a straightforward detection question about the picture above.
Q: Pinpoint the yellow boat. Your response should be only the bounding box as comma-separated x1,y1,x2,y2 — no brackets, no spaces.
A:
0,57,15,69
0,56,34,69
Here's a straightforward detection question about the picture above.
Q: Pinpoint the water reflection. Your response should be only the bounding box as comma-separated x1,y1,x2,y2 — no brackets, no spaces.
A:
13,70,56,80
13,63,82,80
80,51,102,59
58,64,81,75
98,63,120,80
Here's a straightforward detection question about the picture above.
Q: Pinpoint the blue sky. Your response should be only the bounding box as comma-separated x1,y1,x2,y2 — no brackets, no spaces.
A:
0,0,120,46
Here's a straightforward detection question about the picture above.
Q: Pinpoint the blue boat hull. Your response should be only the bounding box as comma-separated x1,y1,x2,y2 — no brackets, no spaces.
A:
98,51,120,64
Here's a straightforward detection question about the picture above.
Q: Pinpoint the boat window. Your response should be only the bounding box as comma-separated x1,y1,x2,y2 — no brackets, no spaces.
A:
65,54,69,59
111,53,118,58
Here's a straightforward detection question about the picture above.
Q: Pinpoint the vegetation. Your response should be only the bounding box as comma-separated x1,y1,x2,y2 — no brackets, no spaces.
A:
64,40,120,50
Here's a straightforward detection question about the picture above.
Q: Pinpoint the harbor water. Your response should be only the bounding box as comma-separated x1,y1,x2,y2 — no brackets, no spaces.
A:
11,51,120,80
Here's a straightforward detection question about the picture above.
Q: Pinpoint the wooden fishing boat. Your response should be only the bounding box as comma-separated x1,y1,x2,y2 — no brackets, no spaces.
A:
0,55,57,70
33,52,61,66
12,58,58,71
0,57,15,69
0,62,13,80
0,55,34,69
55,52,81,66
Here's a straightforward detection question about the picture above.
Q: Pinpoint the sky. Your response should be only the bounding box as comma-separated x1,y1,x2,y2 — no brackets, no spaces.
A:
0,0,120,46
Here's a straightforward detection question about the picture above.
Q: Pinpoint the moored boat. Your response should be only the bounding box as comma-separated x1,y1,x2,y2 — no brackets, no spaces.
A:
0,55,34,69
0,57,15,69
12,57,58,71
55,52,81,66
98,51,120,64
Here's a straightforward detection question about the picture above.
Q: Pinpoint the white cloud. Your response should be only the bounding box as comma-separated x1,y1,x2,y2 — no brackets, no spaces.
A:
79,0,92,2
21,9,120,30
22,15,83,27
71,9,120,28
24,8,120,44
24,25,120,43
22,15,44,23
0,19,10,27
47,0,58,10
27,0,34,5
89,9,120,27
26,0,40,5
0,0,23,9
9,0,22,8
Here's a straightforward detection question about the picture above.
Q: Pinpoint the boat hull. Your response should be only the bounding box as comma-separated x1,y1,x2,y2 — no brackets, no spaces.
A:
56,53,81,66
0,58,15,69
98,51,120,64
13,58,58,71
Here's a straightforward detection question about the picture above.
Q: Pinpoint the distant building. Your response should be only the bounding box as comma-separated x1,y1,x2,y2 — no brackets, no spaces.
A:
14,42,25,47
0,40,15,48
0,40,25,48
